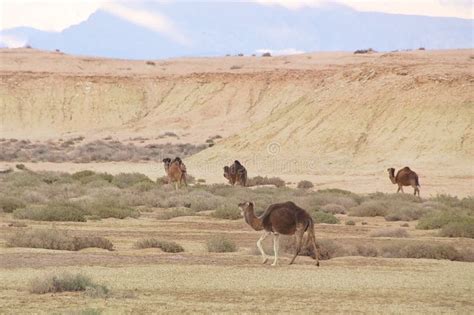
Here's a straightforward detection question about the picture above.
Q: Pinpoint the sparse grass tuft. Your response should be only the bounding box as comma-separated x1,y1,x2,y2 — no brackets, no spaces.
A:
370,228,409,238
29,273,108,295
207,236,237,253
345,220,355,226
134,238,184,252
7,229,113,251
156,207,196,220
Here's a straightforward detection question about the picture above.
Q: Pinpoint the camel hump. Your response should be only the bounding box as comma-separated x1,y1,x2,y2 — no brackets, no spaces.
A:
402,166,411,171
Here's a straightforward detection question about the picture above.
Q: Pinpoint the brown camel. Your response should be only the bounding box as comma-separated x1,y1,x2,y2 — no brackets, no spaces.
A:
238,201,319,266
163,157,187,189
387,167,420,196
223,160,247,186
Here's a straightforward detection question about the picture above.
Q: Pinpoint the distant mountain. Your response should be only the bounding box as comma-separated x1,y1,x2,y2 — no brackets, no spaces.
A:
1,2,472,59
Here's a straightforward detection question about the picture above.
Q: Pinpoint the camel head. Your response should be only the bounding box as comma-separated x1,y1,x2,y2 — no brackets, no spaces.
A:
238,201,254,217
223,166,231,180
173,157,182,164
387,168,395,177
234,160,242,166
163,158,171,168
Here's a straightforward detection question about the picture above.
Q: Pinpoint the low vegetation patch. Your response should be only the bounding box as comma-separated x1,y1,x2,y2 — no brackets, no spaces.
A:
247,176,285,188
13,202,87,222
370,228,409,238
345,220,355,226
7,229,113,251
134,238,184,252
321,203,346,214
207,236,237,253
310,210,339,224
156,207,196,220
297,180,314,189
380,242,462,261
0,196,25,213
212,203,241,220
29,273,109,295
439,220,474,238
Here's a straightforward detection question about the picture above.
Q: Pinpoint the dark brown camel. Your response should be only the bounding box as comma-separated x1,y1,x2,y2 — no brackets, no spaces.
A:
163,157,187,190
387,167,420,196
223,160,247,186
238,201,319,266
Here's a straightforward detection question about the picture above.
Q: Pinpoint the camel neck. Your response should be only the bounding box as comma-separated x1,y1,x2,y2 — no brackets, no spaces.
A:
389,172,397,184
245,209,263,231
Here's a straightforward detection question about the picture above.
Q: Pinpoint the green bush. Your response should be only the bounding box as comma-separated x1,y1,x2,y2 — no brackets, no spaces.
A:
0,196,25,213
310,210,339,224
29,273,108,295
13,202,87,222
439,220,474,238
207,236,237,252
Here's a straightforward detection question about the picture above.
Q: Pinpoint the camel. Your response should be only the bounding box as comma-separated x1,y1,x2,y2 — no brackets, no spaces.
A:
387,167,420,196
238,201,319,266
163,157,187,189
223,160,247,186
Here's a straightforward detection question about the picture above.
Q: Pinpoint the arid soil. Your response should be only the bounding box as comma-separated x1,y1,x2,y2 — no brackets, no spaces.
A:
1,211,473,314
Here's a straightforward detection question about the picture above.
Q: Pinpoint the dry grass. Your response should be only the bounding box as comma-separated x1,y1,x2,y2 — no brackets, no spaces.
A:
321,203,346,214
370,228,410,238
207,236,237,252
247,176,285,188
0,138,207,162
30,273,108,296
134,238,184,253
156,207,196,220
7,229,113,251
13,202,87,222
212,203,241,220
0,196,25,213
439,220,474,238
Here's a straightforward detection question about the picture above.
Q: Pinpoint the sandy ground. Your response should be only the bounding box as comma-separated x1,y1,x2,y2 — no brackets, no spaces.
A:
1,210,473,314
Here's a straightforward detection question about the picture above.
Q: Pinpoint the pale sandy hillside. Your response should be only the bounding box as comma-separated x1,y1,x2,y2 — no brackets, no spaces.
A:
0,48,473,195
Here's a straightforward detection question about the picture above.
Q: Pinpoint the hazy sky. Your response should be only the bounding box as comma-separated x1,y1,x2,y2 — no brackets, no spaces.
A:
0,0,472,32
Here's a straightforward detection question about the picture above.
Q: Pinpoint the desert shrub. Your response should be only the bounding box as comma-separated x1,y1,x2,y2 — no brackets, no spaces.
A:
370,228,409,238
72,171,113,185
460,196,474,210
156,207,196,220
13,202,87,222
303,192,359,210
428,194,462,208
112,173,152,188
247,176,285,188
262,52,272,57
3,171,43,187
381,242,462,261
345,220,355,226
416,212,468,230
297,180,314,189
400,223,409,227
321,203,346,214
89,205,139,219
7,229,113,251
186,190,224,211
29,273,108,295
212,203,241,220
134,238,184,252
207,236,237,252
131,181,156,192
355,244,378,257
230,65,242,70
146,61,156,66
439,220,474,238
310,210,339,224
0,196,25,213
384,206,427,221
349,200,389,217
354,48,376,54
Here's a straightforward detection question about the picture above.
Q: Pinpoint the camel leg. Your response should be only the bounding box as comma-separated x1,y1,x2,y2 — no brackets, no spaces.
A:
400,186,404,193
289,226,305,265
271,233,280,266
396,185,401,193
308,227,320,267
257,232,271,264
